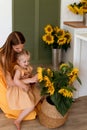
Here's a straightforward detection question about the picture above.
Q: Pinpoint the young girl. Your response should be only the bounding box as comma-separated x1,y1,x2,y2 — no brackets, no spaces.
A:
0,31,41,130
7,50,41,130
14,50,36,92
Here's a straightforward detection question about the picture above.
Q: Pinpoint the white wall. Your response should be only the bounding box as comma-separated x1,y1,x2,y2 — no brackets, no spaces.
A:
60,0,83,28
0,0,82,47
0,0,83,47
0,0,12,47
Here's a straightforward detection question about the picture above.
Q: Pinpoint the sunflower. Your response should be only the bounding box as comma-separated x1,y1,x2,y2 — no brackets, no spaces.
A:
44,24,53,34
68,0,87,15
58,37,67,45
42,33,54,45
37,62,81,116
42,24,71,51
65,32,72,44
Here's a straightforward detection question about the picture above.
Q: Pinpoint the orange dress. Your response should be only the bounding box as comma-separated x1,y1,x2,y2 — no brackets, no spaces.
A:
0,66,41,120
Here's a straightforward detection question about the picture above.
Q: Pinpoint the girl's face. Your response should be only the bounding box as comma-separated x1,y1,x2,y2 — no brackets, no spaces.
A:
12,44,24,53
17,54,30,69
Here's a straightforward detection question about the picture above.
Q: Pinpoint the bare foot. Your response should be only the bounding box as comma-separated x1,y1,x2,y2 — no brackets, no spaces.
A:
14,120,21,130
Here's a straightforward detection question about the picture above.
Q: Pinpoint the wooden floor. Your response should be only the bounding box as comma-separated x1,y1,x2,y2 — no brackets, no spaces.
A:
0,96,87,130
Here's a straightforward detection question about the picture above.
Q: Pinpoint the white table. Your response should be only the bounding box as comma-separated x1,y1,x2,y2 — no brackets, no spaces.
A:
63,22,87,98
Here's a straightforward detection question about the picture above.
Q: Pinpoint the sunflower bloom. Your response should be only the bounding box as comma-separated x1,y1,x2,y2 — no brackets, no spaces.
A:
58,37,67,45
79,7,84,15
68,68,79,77
58,88,73,98
42,34,54,45
44,24,53,34
54,26,60,33
69,75,77,85
37,67,43,82
68,5,77,14
44,76,53,88
68,68,79,84
47,68,53,77
65,32,72,44
74,5,81,14
47,83,55,95
57,29,65,37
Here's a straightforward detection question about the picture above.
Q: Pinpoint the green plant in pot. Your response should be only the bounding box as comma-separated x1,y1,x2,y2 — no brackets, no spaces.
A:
37,62,82,116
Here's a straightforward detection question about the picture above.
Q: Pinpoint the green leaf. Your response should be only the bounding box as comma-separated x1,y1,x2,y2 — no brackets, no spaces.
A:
77,76,82,85
51,94,72,116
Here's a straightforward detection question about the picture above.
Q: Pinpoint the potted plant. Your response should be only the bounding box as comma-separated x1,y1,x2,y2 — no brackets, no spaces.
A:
42,24,71,70
37,62,82,128
68,0,87,15
42,24,71,51
68,0,87,25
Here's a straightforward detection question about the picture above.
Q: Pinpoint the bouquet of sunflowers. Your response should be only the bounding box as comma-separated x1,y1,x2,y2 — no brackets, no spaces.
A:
42,24,71,51
37,62,81,116
68,0,87,15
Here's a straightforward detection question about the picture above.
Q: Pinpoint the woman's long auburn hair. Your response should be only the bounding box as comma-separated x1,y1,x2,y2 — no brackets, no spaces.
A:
0,31,25,75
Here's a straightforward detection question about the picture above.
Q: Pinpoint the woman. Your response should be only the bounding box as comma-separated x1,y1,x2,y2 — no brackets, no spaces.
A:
0,31,40,130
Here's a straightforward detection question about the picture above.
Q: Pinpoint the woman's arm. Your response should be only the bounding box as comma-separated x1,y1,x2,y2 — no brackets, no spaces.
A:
6,72,15,88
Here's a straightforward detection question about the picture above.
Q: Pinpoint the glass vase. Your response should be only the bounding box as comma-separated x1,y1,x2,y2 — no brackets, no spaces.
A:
52,48,62,70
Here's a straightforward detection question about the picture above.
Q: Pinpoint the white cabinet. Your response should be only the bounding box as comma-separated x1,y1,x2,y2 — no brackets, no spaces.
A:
63,22,87,98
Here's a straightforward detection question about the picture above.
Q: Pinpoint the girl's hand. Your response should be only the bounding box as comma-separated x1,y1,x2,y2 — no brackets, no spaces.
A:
31,74,38,83
21,74,38,84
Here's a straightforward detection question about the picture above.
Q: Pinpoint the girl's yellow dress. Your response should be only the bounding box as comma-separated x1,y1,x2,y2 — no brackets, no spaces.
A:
0,66,41,120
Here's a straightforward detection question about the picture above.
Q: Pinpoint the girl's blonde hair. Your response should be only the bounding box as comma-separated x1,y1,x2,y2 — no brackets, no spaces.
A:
16,50,30,61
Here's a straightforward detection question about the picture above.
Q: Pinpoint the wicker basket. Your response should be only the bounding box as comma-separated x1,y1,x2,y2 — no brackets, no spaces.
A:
38,98,68,128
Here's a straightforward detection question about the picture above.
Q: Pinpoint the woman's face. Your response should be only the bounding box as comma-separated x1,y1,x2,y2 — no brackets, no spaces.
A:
12,44,24,53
